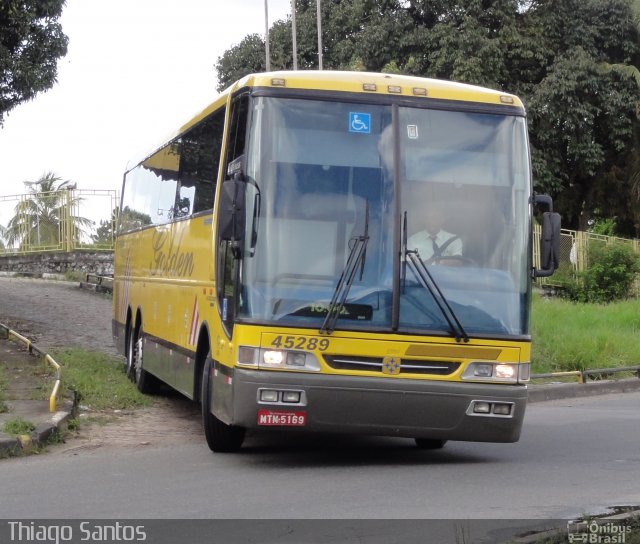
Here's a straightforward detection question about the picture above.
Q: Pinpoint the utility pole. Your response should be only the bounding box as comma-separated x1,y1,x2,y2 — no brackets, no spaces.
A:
291,0,298,70
317,0,323,70
264,0,271,71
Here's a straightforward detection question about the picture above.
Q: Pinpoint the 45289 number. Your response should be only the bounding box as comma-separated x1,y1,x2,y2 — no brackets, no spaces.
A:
270,335,330,351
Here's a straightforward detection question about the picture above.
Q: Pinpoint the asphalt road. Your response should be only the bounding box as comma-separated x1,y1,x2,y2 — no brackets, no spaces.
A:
1,276,639,543
1,392,638,522
0,276,116,355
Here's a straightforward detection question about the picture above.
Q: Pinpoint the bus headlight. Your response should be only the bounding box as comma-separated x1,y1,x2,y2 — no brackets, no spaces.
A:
462,362,521,383
237,346,321,372
495,364,516,379
263,350,284,366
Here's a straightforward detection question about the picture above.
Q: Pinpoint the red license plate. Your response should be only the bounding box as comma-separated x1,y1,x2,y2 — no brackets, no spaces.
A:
257,409,307,427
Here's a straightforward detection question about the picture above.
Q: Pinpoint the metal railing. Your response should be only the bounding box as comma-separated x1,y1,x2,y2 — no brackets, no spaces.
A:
532,366,640,384
0,189,118,255
534,226,640,291
0,323,61,412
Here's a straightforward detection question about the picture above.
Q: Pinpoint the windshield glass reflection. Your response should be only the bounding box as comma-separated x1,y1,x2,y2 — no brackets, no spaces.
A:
237,97,531,337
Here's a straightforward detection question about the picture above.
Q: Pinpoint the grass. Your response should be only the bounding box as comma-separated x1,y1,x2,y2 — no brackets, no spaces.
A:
0,363,8,413
5,295,638,418
525,513,640,543
3,417,35,435
63,270,87,282
532,293,640,374
51,348,153,411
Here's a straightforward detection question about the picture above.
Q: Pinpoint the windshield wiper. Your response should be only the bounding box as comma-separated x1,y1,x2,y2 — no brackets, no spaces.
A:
402,212,469,343
320,201,370,335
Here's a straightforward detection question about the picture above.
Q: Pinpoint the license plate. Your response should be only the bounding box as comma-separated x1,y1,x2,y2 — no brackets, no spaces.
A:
257,410,307,427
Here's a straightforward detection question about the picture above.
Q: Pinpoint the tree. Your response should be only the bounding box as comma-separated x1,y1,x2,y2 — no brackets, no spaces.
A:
215,34,267,92
118,206,152,232
521,0,640,231
214,0,640,232
0,0,68,125
3,172,92,251
215,0,413,90
91,213,116,247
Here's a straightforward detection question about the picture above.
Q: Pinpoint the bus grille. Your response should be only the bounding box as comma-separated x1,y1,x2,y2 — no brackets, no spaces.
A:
323,356,460,375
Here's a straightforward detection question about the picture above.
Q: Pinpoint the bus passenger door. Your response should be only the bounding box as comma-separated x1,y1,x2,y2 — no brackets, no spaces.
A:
215,94,249,340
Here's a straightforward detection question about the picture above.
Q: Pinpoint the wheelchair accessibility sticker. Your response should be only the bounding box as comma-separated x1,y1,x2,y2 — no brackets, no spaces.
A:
349,112,371,134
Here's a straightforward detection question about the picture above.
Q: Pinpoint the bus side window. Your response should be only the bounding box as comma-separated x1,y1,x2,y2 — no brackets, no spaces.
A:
225,95,249,170
177,107,225,216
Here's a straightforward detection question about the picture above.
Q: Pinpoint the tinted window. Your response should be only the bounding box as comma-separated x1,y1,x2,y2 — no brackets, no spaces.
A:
120,108,225,232
177,108,225,216
120,144,180,231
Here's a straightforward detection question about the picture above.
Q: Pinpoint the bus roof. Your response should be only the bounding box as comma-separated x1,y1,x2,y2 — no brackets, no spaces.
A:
134,71,524,170
238,70,521,106
180,70,523,134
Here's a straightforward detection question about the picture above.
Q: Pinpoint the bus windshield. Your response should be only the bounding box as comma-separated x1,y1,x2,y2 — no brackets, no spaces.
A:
237,96,531,337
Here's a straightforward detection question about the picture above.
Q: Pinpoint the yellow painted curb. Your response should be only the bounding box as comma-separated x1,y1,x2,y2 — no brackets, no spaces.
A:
17,434,32,449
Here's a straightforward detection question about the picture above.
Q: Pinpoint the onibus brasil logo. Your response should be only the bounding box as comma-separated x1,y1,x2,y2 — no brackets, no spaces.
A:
567,519,633,543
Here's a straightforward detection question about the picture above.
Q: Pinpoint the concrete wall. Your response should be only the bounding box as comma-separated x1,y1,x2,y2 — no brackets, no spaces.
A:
0,252,114,277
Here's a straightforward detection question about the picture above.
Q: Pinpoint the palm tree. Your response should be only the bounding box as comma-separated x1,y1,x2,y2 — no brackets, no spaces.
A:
4,173,92,251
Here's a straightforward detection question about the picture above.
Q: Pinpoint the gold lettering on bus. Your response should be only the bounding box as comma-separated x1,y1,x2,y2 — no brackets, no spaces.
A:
151,230,195,277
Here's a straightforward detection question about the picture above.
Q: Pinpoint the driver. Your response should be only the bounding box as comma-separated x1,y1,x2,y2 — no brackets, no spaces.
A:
408,207,463,263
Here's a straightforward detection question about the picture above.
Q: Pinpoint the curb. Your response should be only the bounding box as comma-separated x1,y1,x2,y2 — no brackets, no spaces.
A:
528,377,640,402
0,399,74,457
507,508,640,543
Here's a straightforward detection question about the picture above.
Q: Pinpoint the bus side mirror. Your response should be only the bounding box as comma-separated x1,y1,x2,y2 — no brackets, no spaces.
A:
218,179,246,258
533,194,561,278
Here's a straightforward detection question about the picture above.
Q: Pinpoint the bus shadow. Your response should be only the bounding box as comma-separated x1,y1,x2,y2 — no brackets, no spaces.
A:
239,431,498,468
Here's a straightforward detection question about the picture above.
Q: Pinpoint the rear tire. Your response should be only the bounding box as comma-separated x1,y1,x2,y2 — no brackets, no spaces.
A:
414,438,447,450
201,357,245,452
131,324,158,395
125,323,135,378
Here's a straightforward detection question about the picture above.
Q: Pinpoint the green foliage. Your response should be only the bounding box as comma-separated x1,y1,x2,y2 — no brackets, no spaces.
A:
63,269,85,282
117,206,152,233
90,207,118,246
214,0,640,234
3,417,35,435
581,242,639,302
561,242,640,303
215,34,267,91
0,0,68,125
0,360,8,412
52,348,152,411
3,173,92,251
531,293,640,373
589,217,618,236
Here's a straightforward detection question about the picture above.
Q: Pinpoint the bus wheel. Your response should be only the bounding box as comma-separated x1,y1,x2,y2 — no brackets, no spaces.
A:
125,323,135,379
201,357,245,453
131,325,158,395
414,438,447,450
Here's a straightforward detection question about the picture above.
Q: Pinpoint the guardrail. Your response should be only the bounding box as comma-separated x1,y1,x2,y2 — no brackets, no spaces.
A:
80,273,113,294
532,366,640,384
0,323,61,412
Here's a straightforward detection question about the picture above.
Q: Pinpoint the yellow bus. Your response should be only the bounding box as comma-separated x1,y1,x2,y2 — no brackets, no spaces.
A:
113,71,560,452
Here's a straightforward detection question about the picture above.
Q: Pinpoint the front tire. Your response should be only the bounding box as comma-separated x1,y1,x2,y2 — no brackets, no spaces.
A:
201,357,245,452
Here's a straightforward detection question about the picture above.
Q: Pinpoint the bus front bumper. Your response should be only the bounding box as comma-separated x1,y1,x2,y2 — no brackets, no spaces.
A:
230,369,528,443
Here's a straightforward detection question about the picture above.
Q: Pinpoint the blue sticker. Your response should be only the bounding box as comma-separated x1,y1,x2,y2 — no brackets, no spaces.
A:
349,112,371,134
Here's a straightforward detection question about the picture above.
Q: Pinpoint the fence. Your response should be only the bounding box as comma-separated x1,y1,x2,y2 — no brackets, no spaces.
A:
0,189,118,255
533,225,640,290
2,190,638,270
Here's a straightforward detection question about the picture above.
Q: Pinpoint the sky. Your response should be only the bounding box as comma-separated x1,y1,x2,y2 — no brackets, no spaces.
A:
0,0,293,198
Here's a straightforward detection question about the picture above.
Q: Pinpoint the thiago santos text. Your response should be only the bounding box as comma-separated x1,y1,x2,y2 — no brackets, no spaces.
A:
8,522,147,543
